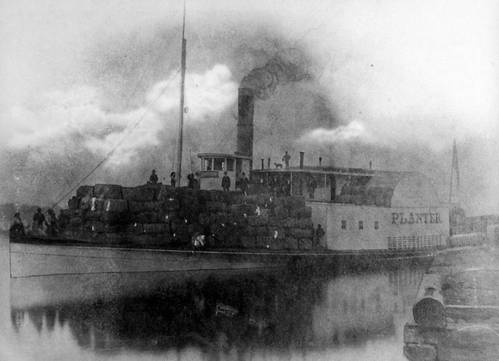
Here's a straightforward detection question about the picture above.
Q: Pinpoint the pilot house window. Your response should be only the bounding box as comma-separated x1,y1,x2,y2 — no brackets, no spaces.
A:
226,158,234,171
205,158,213,171
341,220,347,230
359,221,364,230
213,158,224,171
374,221,379,230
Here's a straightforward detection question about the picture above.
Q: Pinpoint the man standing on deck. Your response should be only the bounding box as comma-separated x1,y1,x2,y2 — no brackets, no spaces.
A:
32,208,46,236
282,151,291,169
170,172,176,187
149,169,159,184
10,212,25,236
221,172,231,192
46,209,58,236
239,172,249,196
315,224,325,248
308,176,317,199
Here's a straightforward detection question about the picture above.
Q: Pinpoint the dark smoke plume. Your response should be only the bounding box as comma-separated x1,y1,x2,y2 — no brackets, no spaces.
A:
240,55,312,99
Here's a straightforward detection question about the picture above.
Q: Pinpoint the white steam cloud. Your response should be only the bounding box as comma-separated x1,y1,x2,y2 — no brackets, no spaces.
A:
299,121,372,145
6,64,237,167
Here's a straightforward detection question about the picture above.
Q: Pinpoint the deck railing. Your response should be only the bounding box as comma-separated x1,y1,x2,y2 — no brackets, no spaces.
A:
387,234,444,250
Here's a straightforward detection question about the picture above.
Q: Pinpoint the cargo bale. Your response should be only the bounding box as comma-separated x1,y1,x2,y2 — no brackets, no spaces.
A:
244,194,259,204
69,216,83,227
259,208,270,218
104,199,128,213
76,185,94,199
285,237,299,250
68,196,79,210
214,213,229,224
78,196,91,210
85,209,103,221
123,186,156,202
102,232,124,243
267,217,281,226
228,191,244,204
296,218,313,229
174,186,193,198
188,223,203,235
217,191,231,204
198,212,210,225
256,236,272,248
126,222,144,234
143,223,167,234
248,183,270,195
157,185,175,200
232,215,248,227
286,196,306,209
241,236,256,248
230,204,255,216
103,224,120,233
274,205,288,219
256,193,273,206
84,220,105,233
178,209,200,223
206,190,222,202
246,226,257,236
299,238,313,250
206,201,226,212
270,238,285,250
80,197,104,212
291,206,312,218
224,232,241,248
94,184,123,199
162,198,180,211
163,211,178,222
132,212,158,224
255,226,268,236
129,201,162,213
102,211,129,225
289,228,313,238
248,216,266,226
268,227,286,240
91,198,105,212
171,222,189,236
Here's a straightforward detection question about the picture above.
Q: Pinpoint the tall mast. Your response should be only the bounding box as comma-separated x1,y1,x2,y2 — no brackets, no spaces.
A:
449,139,460,205
176,1,187,186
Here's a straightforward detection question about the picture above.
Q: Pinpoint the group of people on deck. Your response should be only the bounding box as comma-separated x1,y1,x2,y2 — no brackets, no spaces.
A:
10,207,60,237
148,169,198,189
221,172,249,195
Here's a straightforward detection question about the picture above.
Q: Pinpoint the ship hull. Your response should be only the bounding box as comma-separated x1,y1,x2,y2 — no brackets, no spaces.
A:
9,234,435,277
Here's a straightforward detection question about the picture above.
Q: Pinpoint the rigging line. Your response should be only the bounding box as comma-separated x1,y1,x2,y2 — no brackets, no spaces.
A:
52,68,180,207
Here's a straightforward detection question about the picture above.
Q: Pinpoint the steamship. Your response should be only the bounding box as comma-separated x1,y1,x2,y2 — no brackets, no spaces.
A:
8,84,449,277
8,11,449,277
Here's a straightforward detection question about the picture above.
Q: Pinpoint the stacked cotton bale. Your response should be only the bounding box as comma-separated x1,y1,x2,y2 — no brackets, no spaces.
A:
62,184,129,241
62,184,316,250
236,195,315,250
125,184,174,241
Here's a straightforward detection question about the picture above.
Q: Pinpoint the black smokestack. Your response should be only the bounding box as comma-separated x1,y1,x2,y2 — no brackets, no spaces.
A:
240,56,311,100
300,151,304,169
236,87,255,157
236,54,311,160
